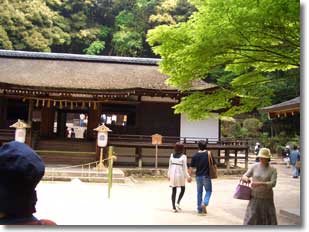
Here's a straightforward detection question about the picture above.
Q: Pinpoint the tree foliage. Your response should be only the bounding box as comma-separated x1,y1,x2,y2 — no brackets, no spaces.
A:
147,0,300,120
0,0,70,51
0,0,195,57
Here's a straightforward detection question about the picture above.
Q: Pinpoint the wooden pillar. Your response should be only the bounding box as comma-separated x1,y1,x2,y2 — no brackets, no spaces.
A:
89,103,102,161
234,150,238,168
103,146,108,166
25,100,34,147
217,149,221,164
41,107,55,138
0,97,6,128
135,146,142,168
225,149,230,170
87,103,102,140
57,111,67,138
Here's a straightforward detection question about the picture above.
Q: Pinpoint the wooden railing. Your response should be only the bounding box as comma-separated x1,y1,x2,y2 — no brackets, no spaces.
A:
0,128,15,144
109,134,249,146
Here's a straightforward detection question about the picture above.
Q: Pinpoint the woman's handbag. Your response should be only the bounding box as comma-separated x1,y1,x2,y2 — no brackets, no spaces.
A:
233,180,252,200
208,151,218,179
295,160,301,169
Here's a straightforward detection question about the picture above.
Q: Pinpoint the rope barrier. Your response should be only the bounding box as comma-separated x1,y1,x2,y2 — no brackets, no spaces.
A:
35,150,96,155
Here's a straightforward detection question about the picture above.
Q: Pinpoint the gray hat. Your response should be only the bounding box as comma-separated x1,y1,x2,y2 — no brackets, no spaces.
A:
257,148,272,159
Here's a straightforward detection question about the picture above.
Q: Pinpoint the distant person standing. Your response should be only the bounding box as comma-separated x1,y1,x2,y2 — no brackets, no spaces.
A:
83,115,88,127
284,145,291,167
254,143,261,162
167,143,192,213
70,128,75,138
65,126,69,138
79,114,85,127
189,140,216,215
290,145,300,178
100,114,107,125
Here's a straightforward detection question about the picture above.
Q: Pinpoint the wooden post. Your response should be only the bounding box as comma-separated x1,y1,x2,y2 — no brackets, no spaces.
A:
26,100,33,147
135,146,142,168
103,146,108,166
108,146,114,199
225,149,230,170
245,148,249,169
155,144,158,169
96,147,105,170
151,134,162,169
234,149,238,168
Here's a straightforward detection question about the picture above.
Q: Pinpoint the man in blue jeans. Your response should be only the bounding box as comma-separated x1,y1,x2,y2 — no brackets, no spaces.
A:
189,140,216,215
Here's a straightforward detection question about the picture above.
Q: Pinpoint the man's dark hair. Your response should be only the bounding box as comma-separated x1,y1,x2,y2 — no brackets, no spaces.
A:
294,145,298,150
198,140,207,150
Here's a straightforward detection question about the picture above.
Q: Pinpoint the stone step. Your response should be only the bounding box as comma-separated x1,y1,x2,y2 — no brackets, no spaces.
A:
42,176,125,183
279,208,301,224
43,168,125,183
45,169,124,178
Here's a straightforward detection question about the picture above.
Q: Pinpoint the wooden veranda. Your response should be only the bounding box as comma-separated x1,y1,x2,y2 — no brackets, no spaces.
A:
0,130,249,169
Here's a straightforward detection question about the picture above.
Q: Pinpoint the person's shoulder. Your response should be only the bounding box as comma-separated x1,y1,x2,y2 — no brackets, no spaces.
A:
249,163,259,169
21,219,57,225
39,219,57,225
269,165,277,172
192,152,198,157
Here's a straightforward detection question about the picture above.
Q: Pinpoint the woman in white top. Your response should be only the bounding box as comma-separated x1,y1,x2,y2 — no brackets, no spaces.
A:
167,143,192,212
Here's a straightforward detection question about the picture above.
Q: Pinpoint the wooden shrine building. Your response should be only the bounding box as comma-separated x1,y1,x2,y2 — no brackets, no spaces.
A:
0,50,249,168
259,97,300,137
260,97,300,119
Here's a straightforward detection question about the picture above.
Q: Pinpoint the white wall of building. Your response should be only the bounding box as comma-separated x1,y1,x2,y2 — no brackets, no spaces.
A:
180,114,219,140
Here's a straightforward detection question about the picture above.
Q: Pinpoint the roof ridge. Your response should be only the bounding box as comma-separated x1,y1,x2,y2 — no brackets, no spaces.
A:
0,49,161,65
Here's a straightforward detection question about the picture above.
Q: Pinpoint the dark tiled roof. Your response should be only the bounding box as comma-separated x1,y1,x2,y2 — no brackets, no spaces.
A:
260,97,300,112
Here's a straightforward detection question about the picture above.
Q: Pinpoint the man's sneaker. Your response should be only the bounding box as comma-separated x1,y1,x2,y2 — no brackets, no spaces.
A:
201,204,207,214
176,203,182,211
173,208,178,213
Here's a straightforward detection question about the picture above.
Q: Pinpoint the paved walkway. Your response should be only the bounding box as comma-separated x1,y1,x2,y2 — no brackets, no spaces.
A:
33,162,300,226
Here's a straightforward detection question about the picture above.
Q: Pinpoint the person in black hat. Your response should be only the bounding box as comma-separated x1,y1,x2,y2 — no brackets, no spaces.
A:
0,141,56,225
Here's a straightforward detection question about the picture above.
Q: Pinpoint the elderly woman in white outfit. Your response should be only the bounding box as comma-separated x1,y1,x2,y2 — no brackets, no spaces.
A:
167,143,192,212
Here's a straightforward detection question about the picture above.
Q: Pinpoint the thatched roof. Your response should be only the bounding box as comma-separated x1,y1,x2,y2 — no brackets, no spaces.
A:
0,50,215,92
259,97,300,118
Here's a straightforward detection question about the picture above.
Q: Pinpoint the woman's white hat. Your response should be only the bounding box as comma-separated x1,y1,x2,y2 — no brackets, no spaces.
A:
257,148,272,159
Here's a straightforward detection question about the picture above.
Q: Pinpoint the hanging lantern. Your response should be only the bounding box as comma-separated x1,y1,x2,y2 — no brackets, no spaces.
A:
42,99,45,107
35,99,39,107
47,99,51,108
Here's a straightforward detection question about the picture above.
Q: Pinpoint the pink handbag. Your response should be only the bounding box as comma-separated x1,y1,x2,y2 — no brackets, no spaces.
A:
233,180,252,200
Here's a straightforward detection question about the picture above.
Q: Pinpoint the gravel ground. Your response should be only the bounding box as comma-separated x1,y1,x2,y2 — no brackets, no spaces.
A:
33,163,300,226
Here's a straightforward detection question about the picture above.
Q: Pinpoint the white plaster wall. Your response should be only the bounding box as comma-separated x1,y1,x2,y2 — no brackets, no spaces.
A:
180,114,219,140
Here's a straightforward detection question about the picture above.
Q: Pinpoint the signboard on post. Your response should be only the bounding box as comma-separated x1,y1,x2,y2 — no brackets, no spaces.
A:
152,134,162,145
94,124,112,170
10,119,30,143
152,134,162,169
